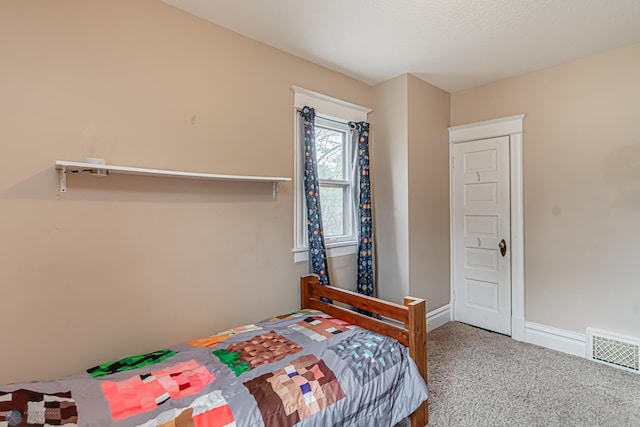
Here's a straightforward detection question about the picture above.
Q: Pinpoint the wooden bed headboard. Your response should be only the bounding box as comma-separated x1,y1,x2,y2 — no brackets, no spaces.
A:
300,274,428,427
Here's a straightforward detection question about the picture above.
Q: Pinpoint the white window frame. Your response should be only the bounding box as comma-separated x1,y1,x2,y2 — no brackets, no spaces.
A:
291,86,371,263
314,117,354,244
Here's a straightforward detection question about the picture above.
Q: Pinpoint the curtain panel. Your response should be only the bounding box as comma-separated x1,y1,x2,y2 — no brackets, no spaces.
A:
350,121,375,299
300,106,331,288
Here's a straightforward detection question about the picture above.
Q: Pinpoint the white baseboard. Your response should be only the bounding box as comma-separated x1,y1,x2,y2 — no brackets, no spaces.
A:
427,304,451,332
443,309,585,359
524,321,586,358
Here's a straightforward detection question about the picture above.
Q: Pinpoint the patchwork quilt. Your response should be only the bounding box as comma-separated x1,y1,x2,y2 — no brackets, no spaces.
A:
0,309,428,427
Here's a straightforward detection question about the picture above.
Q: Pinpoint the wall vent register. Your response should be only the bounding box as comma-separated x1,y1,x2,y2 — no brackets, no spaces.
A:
587,328,640,374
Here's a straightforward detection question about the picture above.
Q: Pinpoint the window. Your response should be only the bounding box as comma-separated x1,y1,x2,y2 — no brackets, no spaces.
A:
314,117,354,243
292,86,371,263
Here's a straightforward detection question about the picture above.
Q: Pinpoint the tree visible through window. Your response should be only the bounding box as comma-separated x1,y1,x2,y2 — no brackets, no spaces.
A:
314,118,353,242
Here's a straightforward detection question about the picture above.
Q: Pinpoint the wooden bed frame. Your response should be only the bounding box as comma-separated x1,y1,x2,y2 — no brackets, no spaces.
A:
300,274,428,427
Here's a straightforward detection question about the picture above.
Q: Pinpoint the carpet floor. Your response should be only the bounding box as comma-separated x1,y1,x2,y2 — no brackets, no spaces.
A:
426,322,640,426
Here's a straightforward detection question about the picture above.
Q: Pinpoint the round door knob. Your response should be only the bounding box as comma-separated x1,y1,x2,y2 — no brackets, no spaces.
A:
498,239,507,256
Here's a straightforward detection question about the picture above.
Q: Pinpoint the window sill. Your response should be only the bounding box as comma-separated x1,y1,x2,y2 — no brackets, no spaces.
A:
292,241,357,263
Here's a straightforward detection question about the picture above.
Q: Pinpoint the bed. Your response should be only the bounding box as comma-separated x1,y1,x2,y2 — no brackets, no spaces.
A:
0,275,428,427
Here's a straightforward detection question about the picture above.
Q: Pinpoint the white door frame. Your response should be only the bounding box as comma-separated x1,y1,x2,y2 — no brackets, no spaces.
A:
449,114,526,341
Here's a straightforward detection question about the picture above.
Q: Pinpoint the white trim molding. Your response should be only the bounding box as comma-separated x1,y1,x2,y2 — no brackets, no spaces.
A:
427,304,451,332
293,241,357,263
525,322,587,358
509,130,526,342
291,85,372,121
448,114,526,340
448,114,525,143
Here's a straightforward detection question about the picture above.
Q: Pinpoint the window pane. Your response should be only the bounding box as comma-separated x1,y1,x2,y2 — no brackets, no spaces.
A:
315,126,344,180
320,186,344,237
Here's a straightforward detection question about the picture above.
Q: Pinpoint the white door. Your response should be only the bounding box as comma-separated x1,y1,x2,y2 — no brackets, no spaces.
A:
452,136,511,335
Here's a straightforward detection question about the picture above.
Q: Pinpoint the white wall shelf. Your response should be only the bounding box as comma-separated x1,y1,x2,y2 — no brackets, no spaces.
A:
55,160,291,197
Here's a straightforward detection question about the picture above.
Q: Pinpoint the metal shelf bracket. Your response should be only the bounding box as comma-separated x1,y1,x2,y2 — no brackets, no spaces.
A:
60,167,67,193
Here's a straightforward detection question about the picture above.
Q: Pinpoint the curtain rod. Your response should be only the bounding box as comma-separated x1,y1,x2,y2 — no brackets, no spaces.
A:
294,107,359,126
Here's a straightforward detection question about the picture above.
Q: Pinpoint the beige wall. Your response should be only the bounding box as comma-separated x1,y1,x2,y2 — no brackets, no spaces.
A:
371,75,451,308
451,43,640,336
0,0,370,384
371,75,410,303
407,75,451,309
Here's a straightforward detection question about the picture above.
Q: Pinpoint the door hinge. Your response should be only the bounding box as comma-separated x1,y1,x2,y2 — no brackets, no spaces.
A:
451,156,454,169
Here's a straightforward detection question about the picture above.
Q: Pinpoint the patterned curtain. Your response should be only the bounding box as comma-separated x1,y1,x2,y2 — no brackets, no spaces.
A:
300,106,331,288
350,121,375,298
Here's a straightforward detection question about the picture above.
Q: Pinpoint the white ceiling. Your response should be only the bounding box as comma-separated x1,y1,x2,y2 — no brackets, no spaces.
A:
160,0,640,93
